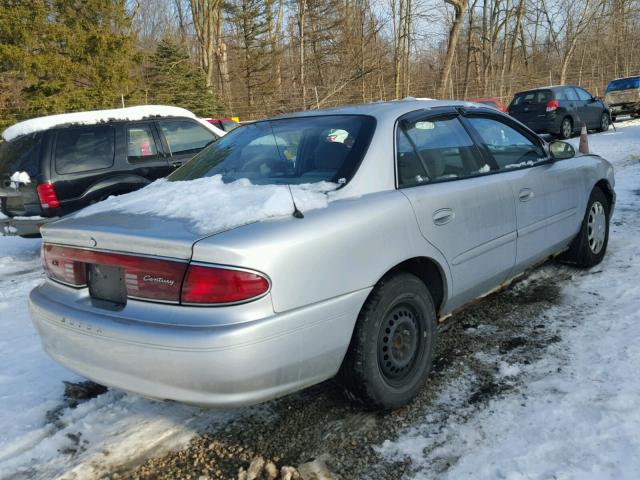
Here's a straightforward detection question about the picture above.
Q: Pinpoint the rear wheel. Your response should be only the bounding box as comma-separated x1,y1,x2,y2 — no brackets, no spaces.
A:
339,273,437,410
561,188,609,267
598,112,610,132
559,117,573,139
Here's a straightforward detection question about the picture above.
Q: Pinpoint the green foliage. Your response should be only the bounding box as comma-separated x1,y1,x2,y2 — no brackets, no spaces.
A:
145,38,220,117
0,0,139,130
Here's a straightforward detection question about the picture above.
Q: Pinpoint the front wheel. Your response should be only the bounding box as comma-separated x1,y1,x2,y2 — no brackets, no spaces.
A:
559,117,573,139
561,188,610,267
339,273,437,410
598,112,610,132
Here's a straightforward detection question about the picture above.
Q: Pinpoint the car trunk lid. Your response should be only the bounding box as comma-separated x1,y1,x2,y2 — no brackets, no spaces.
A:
605,89,639,106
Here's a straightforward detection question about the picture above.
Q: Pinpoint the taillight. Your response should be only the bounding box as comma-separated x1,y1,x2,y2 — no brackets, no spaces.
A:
42,244,187,302
181,264,270,305
37,182,60,209
42,244,270,305
546,99,559,112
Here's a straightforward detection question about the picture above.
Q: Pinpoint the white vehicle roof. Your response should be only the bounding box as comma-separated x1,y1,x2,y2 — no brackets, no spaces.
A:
2,105,225,142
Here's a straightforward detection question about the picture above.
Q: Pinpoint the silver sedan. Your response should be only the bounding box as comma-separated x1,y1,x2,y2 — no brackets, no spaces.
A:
29,100,615,409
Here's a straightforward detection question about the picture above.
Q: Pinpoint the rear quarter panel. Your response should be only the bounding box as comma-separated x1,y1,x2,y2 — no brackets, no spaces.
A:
191,190,452,314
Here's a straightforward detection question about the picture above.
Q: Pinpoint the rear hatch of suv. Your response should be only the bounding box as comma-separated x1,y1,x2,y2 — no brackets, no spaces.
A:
508,89,554,131
605,77,640,109
0,133,44,218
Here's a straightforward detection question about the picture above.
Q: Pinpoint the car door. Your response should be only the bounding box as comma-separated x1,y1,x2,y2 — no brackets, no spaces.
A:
396,110,517,309
575,87,602,128
463,114,581,271
125,121,171,180
572,87,596,127
156,118,218,170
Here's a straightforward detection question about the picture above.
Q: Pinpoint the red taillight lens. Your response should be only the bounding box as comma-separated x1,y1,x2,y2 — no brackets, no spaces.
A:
181,265,270,305
37,182,60,209
42,244,187,302
546,99,559,112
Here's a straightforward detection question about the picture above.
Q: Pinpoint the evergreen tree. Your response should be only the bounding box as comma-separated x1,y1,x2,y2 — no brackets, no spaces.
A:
146,38,220,117
0,0,140,129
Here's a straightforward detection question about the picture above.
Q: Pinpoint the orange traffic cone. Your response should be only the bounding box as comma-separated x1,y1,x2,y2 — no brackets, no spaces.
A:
578,122,589,154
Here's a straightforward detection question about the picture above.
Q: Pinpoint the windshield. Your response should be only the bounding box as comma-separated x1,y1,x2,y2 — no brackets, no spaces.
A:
0,133,42,177
168,115,376,185
606,77,640,93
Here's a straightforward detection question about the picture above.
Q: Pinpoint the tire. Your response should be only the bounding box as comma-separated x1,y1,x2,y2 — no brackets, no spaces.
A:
339,272,437,410
598,112,610,132
561,187,610,268
559,117,573,139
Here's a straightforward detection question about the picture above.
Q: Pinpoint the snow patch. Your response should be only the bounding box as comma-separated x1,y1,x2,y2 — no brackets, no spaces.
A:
2,105,225,141
9,171,31,185
74,176,339,235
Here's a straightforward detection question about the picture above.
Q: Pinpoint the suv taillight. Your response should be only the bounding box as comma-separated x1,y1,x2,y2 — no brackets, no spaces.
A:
42,244,270,305
37,182,60,209
546,99,559,112
181,264,270,305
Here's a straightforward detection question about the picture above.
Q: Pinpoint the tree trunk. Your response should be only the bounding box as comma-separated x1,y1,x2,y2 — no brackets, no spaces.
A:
439,0,468,98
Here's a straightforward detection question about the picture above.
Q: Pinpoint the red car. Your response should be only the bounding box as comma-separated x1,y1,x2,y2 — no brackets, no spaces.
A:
469,97,508,113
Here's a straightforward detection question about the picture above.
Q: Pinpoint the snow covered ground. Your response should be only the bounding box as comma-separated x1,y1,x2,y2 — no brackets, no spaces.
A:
0,118,639,479
379,119,640,478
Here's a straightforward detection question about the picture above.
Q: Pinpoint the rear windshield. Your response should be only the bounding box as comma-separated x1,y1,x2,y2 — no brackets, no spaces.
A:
169,115,376,185
0,133,42,177
606,77,640,93
511,90,553,106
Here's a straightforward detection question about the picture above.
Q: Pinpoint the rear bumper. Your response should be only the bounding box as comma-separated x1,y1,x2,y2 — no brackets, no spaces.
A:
1,215,58,236
608,102,640,115
29,281,370,407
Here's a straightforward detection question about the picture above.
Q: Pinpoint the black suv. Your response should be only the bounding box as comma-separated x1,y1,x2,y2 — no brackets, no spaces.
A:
1,112,220,236
508,85,610,139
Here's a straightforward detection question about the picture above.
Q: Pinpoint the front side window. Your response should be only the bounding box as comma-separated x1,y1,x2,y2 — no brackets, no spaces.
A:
396,117,488,187
158,119,216,156
168,115,376,185
127,124,159,163
55,126,115,174
467,117,545,169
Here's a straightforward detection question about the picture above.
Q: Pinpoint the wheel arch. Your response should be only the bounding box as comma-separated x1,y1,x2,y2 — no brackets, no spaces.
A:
594,179,614,214
377,256,447,316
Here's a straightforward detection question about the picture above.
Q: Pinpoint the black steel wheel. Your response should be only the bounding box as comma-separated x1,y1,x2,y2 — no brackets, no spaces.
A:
339,272,437,410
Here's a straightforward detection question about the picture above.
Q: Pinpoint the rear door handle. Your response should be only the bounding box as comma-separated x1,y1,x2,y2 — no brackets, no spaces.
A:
519,188,533,202
433,208,455,226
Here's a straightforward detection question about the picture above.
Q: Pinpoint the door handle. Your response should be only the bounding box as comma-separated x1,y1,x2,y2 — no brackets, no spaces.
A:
171,161,183,168
519,188,533,202
433,208,455,226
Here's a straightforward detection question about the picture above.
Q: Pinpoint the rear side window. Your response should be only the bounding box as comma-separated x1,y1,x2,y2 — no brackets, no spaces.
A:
127,124,159,163
565,88,579,101
55,126,115,174
467,117,545,169
397,117,488,187
575,88,592,101
158,119,215,156
511,90,553,105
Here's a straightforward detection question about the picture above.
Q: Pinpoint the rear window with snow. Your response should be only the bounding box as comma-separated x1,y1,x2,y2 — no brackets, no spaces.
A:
0,133,42,177
169,115,376,185
54,125,115,174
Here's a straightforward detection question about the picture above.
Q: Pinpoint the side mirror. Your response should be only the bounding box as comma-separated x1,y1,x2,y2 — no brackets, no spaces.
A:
549,140,575,160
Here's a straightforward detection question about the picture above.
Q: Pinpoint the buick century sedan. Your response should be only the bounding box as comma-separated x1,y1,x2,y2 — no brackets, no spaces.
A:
29,100,615,409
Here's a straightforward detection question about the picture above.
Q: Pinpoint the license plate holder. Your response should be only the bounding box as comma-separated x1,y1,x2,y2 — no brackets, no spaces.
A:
88,264,127,306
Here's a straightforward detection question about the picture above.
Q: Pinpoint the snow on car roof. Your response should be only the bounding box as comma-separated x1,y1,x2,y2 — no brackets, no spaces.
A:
1,105,225,142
